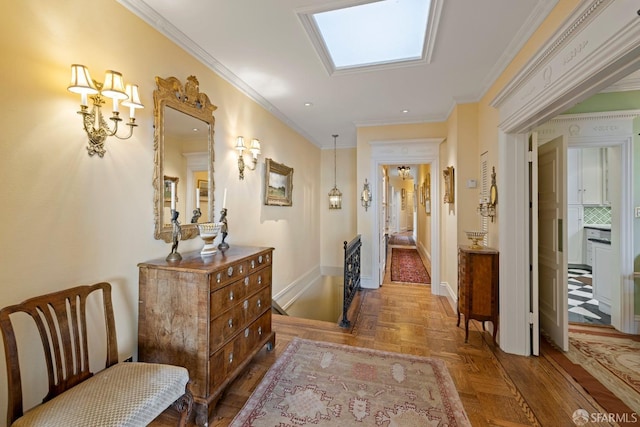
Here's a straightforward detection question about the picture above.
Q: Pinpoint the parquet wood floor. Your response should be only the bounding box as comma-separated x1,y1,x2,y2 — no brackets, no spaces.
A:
151,257,613,426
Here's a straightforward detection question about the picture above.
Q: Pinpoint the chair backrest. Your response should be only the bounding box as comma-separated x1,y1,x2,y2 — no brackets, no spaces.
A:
0,282,119,425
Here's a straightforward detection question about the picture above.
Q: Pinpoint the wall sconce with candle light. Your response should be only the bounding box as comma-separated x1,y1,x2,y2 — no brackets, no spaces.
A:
67,64,143,157
361,179,372,211
235,136,261,180
477,167,497,222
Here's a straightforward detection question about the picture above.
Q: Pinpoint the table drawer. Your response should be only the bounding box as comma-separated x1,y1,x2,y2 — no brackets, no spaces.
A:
208,311,272,394
209,285,271,352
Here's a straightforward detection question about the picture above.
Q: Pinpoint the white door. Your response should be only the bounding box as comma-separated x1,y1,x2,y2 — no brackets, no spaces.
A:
538,135,569,351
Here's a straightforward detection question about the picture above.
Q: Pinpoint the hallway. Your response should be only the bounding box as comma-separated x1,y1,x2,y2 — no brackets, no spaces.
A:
153,272,619,427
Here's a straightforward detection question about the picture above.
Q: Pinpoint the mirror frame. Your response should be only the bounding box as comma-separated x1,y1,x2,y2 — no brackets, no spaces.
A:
153,75,216,242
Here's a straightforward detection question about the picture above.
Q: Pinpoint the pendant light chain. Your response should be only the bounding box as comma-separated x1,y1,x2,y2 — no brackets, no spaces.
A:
333,134,337,187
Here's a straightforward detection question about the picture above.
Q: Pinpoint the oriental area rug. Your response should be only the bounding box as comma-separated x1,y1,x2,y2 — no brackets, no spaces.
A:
230,338,470,426
390,248,430,284
564,331,640,415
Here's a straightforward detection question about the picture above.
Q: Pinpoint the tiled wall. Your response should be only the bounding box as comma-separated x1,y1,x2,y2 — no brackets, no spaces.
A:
584,206,611,225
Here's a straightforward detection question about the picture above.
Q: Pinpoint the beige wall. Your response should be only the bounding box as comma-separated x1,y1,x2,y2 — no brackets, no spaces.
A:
0,1,321,422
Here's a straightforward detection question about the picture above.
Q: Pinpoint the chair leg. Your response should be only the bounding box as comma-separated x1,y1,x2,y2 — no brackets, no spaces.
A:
172,384,194,427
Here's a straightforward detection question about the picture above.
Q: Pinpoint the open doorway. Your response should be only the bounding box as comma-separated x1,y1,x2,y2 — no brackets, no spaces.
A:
369,139,442,292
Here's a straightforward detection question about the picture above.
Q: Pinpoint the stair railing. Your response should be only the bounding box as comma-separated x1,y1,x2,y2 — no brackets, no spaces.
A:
340,234,362,327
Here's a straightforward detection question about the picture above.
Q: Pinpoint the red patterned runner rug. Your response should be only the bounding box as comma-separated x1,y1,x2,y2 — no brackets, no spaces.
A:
230,338,470,426
391,248,430,284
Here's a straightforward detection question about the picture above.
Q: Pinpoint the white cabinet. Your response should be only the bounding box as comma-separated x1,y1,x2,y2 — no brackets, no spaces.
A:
567,148,604,206
592,241,612,314
567,205,583,264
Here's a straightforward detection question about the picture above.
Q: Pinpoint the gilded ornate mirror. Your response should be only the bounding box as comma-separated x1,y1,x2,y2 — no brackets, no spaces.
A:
153,75,216,242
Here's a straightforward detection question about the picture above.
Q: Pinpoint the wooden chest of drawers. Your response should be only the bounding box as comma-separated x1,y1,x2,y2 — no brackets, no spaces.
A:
457,246,499,344
138,246,275,426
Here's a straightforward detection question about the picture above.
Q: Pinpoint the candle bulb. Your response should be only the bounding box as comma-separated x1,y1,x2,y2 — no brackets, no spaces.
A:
195,187,200,209
130,106,135,119
81,93,87,107
113,98,119,113
222,188,227,209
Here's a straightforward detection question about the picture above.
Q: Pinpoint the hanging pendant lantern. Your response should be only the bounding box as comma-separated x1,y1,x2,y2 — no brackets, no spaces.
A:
329,134,342,209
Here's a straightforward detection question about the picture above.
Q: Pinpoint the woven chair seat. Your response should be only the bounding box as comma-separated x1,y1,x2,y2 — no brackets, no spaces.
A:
13,362,189,427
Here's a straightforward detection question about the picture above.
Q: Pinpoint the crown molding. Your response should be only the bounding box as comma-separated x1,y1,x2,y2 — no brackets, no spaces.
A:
117,0,321,147
491,0,640,133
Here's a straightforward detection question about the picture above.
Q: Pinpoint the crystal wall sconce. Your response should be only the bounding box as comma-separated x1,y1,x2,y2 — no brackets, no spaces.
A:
235,136,261,180
67,64,144,157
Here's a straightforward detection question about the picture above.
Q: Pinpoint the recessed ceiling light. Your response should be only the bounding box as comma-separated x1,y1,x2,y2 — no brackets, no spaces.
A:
192,128,199,132
402,109,410,114
304,102,313,107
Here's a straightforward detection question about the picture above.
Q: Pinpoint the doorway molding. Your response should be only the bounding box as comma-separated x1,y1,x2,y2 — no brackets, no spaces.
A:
491,0,640,355
369,138,443,293
536,110,639,334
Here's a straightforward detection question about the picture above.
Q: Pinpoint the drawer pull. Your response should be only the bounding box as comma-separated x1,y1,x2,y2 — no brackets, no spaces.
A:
258,255,263,264
243,300,249,310
251,260,255,269
228,318,233,328
244,328,250,338
229,291,234,301
229,352,233,364
258,326,262,336
239,265,244,274
266,254,270,262
258,275,262,285
216,273,221,283
244,277,250,286
257,299,261,308
227,266,234,276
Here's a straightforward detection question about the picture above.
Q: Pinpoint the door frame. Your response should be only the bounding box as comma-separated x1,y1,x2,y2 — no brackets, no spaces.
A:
369,138,442,292
537,112,637,332
492,0,640,355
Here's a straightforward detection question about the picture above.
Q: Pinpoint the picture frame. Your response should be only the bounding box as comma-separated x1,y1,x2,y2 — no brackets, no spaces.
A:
265,158,294,206
424,173,431,214
443,166,454,204
197,179,208,201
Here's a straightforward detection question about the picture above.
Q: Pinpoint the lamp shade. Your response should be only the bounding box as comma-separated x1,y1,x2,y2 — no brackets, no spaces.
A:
249,138,261,157
67,64,98,95
101,70,128,100
122,84,144,109
235,136,246,152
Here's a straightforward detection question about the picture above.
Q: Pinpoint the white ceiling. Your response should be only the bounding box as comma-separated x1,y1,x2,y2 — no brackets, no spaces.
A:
121,0,563,149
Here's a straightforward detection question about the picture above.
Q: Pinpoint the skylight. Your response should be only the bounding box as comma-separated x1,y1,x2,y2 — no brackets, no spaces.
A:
312,0,432,71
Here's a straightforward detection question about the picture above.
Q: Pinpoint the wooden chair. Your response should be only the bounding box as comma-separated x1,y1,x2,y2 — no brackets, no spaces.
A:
0,282,192,426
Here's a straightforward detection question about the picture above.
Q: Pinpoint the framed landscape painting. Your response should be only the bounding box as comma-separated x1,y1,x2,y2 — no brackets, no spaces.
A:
265,158,293,206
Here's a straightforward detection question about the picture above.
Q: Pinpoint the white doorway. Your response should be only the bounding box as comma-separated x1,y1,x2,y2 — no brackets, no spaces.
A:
369,139,443,292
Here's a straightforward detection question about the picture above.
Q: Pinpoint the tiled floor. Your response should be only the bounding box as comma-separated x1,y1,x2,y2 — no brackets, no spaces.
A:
568,267,611,325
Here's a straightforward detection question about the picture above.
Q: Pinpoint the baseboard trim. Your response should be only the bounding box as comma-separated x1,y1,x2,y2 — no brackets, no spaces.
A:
273,266,321,310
